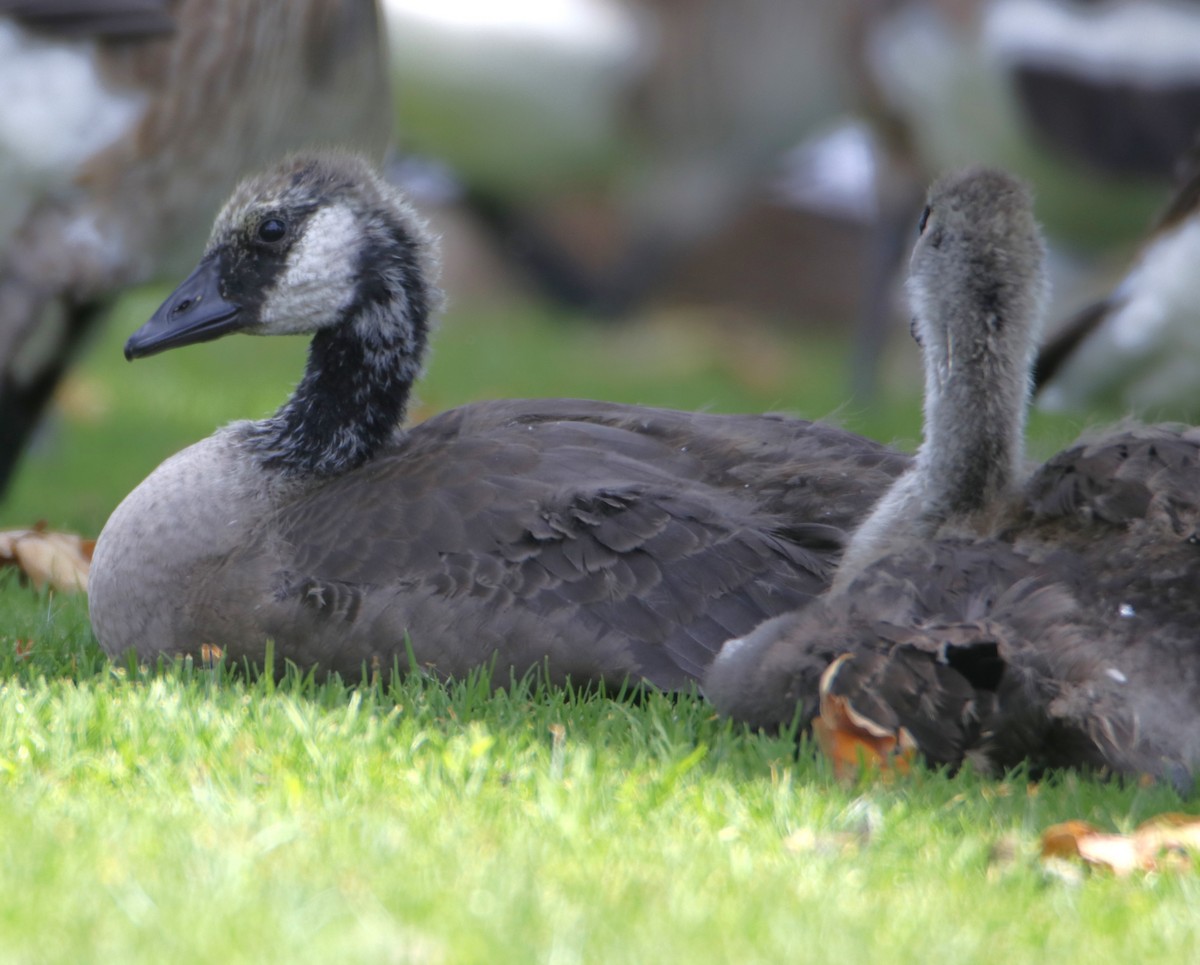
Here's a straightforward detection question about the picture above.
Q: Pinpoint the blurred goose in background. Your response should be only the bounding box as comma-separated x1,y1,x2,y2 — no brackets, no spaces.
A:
706,167,1200,783
867,0,1200,238
852,0,1200,398
1034,146,1200,417
88,152,911,690
380,0,1200,418
381,0,858,316
987,0,1200,180
0,0,389,494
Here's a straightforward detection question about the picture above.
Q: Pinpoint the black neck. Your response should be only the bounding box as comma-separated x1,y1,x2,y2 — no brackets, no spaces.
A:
243,231,432,477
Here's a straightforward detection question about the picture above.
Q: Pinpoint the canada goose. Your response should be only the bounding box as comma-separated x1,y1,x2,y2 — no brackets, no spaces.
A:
851,0,1200,401
0,0,389,493
705,167,1200,782
986,0,1200,181
868,0,1200,224
382,0,856,317
1035,145,1200,418
87,151,910,690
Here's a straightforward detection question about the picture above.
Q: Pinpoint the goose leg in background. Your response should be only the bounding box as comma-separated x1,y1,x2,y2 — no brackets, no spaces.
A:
459,184,685,320
0,250,107,494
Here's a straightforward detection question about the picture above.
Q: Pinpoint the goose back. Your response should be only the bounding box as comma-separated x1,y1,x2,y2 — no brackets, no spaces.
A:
91,397,908,690
709,431,1200,781
705,537,1186,778
1018,424,1200,627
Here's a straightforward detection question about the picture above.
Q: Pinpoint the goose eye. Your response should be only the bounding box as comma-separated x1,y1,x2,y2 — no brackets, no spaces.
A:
257,218,287,243
917,205,931,235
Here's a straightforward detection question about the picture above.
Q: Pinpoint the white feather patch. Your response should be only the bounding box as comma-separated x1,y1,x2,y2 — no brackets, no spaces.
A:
258,204,361,334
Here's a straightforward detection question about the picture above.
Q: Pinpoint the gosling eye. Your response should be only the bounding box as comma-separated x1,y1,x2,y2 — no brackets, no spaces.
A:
256,218,287,244
909,316,923,346
917,205,931,235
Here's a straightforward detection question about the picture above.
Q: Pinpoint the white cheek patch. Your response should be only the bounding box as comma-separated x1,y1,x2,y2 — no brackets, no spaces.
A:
258,204,360,334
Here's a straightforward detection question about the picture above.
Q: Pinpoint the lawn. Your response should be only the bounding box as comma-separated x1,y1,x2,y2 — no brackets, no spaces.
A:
0,289,1195,963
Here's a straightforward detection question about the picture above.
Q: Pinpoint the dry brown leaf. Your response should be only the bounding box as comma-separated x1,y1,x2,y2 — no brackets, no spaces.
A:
1042,821,1104,859
54,373,112,424
783,827,865,856
1040,813,1200,876
0,523,93,593
813,654,917,782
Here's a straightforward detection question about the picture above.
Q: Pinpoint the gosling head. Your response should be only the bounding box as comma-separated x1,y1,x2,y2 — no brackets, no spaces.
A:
125,151,442,360
907,167,1048,404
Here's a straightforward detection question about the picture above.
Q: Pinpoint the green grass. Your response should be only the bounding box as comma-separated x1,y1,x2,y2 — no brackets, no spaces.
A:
0,292,1193,963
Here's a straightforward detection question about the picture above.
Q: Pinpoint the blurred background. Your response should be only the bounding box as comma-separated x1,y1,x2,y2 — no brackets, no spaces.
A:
3,0,1200,534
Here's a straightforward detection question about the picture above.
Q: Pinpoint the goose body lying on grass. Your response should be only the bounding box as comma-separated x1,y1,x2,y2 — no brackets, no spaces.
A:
705,167,1200,783
88,151,910,690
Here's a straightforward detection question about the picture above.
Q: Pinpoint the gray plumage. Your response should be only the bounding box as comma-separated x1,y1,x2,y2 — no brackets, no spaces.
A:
88,151,909,691
833,168,1047,590
706,166,1200,784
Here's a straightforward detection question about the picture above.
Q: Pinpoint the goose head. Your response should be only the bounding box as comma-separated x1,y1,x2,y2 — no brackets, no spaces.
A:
908,166,1047,409
124,152,443,477
126,151,441,355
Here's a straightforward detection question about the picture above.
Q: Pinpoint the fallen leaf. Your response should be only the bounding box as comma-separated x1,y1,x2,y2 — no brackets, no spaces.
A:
0,524,93,593
783,826,867,856
1041,857,1086,887
813,654,916,781
1040,813,1200,876
1041,821,1106,860
54,373,112,424
987,834,1020,874
200,643,224,665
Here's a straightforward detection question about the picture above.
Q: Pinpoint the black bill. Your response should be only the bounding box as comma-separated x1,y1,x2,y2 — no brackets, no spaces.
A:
125,255,244,360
